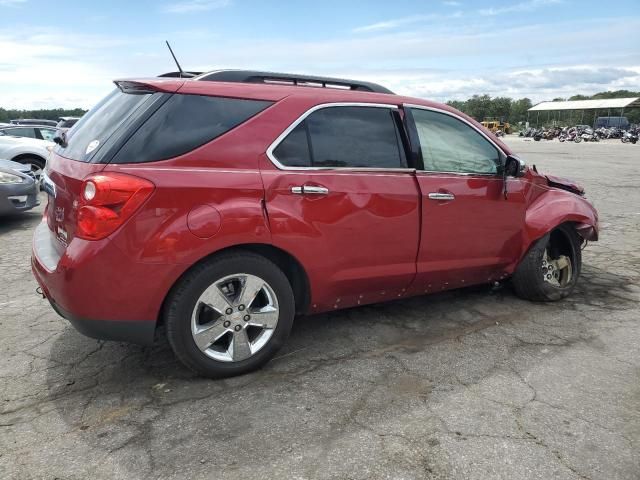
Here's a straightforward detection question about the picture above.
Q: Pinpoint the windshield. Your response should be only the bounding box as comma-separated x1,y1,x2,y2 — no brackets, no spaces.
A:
56,89,154,162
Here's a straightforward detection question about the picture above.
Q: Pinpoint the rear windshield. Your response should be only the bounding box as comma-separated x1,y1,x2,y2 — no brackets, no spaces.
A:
111,94,273,164
55,89,155,162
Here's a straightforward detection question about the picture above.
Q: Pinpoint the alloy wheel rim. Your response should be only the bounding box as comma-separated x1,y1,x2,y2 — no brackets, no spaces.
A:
541,250,572,288
29,164,43,183
190,273,279,362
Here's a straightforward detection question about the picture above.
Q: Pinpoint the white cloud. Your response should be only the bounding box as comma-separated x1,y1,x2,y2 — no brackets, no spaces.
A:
161,0,231,14
0,0,27,5
383,66,640,103
0,16,638,109
479,0,561,16
443,1,461,6
353,12,463,33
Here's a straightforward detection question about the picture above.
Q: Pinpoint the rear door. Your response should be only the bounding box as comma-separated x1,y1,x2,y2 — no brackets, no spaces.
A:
404,106,527,291
261,103,421,312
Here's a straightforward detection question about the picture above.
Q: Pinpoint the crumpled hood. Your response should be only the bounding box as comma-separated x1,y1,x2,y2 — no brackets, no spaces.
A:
545,174,585,196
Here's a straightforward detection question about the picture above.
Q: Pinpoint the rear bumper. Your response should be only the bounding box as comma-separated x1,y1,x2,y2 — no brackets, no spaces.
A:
47,296,156,345
0,181,40,215
31,221,179,345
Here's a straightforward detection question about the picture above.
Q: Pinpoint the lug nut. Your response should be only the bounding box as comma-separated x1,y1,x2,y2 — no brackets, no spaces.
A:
238,304,245,311
223,320,231,327
225,308,233,315
244,314,250,321
234,325,242,332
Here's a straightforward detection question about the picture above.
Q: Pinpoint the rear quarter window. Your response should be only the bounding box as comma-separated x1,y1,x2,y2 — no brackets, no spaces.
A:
56,89,155,162
111,94,273,164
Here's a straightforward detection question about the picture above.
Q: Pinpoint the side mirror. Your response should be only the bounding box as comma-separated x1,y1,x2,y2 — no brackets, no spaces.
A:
504,155,526,177
53,131,67,148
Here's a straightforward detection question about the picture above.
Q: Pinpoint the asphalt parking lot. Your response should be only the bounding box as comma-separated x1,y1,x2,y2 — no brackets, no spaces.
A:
1,138,639,480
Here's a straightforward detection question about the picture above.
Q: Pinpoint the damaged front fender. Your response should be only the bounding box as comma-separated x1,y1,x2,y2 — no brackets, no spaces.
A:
521,188,599,257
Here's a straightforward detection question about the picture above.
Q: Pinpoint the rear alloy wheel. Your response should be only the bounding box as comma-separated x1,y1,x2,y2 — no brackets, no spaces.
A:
512,224,582,302
166,252,294,378
191,273,280,363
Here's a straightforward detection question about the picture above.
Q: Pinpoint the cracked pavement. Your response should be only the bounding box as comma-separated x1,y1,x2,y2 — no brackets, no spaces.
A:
1,138,639,479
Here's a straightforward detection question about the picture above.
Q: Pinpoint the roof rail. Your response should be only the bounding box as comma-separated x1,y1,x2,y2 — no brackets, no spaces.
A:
158,71,203,78
192,70,395,94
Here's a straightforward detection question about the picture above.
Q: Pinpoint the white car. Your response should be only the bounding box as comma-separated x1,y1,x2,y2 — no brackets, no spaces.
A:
0,135,53,180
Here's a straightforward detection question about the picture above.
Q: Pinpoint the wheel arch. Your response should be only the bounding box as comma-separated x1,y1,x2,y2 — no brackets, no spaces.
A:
158,242,311,326
510,191,597,272
523,191,597,247
11,152,47,165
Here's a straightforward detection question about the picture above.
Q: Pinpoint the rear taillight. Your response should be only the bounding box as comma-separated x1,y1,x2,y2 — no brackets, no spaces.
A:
76,173,154,240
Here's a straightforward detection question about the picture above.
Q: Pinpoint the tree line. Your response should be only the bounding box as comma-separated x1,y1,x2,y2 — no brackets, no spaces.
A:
446,90,640,127
2,89,638,127
0,107,87,124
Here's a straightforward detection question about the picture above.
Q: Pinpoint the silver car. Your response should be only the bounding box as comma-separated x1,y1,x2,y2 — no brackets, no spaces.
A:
0,158,40,215
0,135,52,181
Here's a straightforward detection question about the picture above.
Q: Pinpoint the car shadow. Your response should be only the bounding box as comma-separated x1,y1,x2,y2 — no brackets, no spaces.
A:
40,263,634,458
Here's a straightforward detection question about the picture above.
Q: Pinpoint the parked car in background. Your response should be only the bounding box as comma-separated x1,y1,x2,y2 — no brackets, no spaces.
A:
32,71,599,378
0,158,40,215
56,117,80,133
595,116,630,130
0,125,57,141
0,135,52,180
10,119,58,127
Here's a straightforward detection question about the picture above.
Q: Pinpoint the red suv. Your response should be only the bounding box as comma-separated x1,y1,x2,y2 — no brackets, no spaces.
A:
32,71,599,378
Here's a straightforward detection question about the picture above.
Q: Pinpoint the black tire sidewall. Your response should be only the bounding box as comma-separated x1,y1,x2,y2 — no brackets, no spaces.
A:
166,253,295,378
513,225,582,302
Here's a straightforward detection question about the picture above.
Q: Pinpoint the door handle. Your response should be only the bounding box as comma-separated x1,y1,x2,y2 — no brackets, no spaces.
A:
291,185,329,195
428,192,455,201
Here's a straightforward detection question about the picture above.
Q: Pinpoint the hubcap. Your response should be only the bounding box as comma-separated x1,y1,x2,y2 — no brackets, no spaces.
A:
541,250,572,288
190,273,279,362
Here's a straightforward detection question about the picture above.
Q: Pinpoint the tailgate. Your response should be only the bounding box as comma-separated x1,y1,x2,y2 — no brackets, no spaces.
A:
43,152,106,255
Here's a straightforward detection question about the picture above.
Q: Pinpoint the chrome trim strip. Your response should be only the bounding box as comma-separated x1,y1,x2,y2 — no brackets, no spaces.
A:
416,170,497,178
266,102,400,172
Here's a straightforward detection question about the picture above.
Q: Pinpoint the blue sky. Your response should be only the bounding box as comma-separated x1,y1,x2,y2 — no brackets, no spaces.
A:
1,0,639,109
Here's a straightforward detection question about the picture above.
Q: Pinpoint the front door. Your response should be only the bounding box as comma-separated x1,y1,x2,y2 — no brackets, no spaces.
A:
404,106,527,293
261,104,421,312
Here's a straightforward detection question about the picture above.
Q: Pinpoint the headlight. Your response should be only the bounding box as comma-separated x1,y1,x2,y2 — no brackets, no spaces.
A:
0,171,24,184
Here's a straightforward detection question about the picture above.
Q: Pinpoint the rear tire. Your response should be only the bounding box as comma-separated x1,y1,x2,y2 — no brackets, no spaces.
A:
512,224,582,302
165,251,295,378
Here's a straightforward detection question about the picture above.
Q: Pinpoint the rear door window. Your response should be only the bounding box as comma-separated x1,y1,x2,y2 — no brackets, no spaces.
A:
111,95,273,164
6,127,36,138
272,106,406,169
273,123,311,167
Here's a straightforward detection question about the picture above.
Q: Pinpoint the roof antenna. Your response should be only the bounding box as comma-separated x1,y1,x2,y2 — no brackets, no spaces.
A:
165,40,185,78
